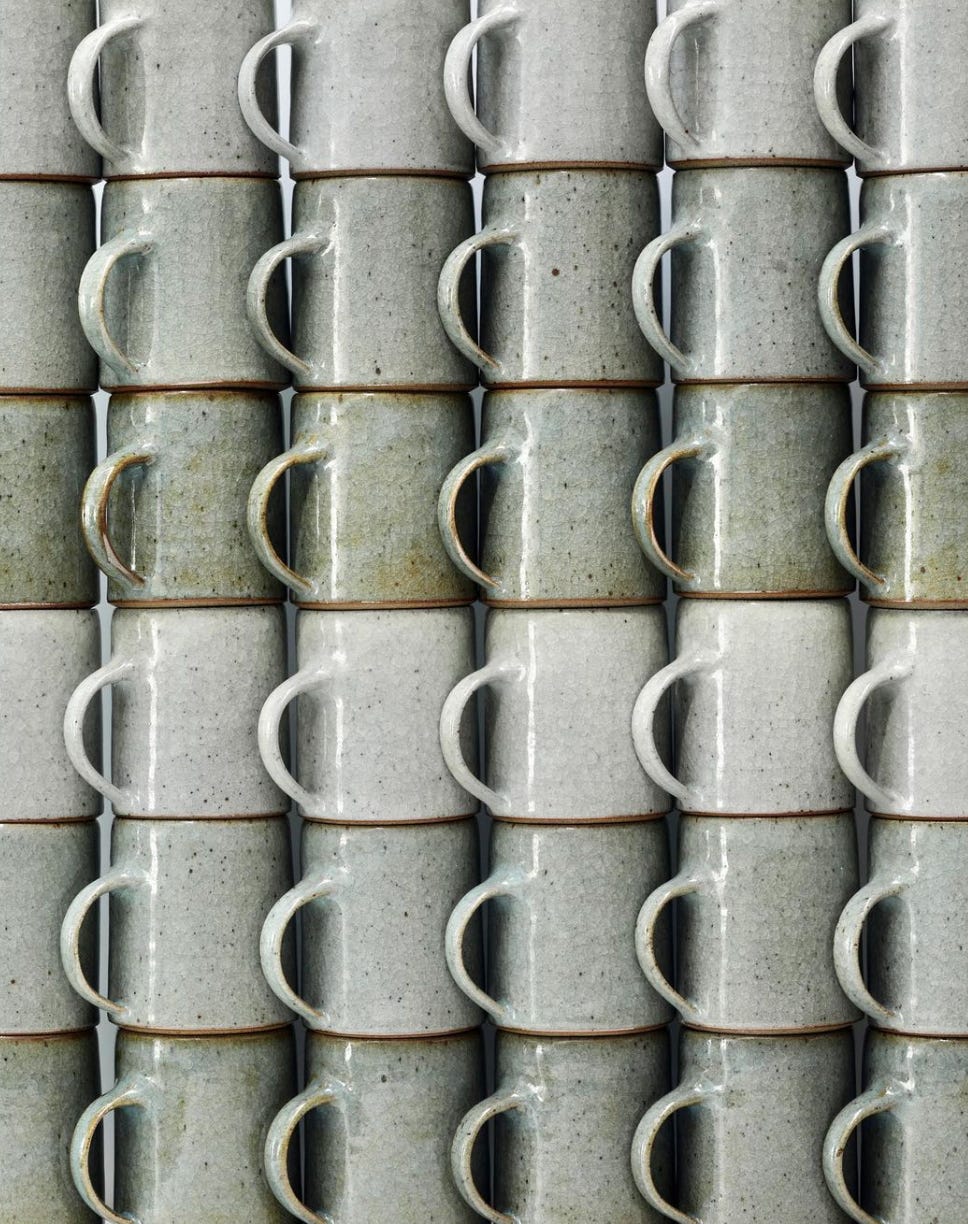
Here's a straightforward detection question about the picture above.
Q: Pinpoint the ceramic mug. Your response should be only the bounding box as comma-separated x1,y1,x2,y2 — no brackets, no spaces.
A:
68,0,276,177
634,167,853,384
248,392,475,607
261,819,482,1036
820,173,968,390
239,0,472,178
824,1032,968,1224
439,388,664,606
826,392,968,606
248,176,475,391
815,0,968,176
635,383,853,596
440,607,671,820
646,0,850,167
454,1030,672,1224
634,599,854,814
439,169,662,388
259,608,477,822
447,818,672,1034
635,1029,856,1224
636,814,859,1034
61,817,293,1033
72,1027,296,1224
83,391,284,606
79,177,288,391
64,606,287,817
443,0,660,173
0,397,96,608
834,608,968,816
266,1031,485,1224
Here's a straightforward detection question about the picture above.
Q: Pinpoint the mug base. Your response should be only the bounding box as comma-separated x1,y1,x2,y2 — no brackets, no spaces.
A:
491,811,670,826
667,155,850,170
676,588,852,600
866,595,968,609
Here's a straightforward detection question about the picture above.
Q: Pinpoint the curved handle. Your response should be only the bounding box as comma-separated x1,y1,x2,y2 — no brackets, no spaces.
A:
823,1080,905,1224
439,658,524,810
632,226,700,376
70,1073,152,1224
635,872,704,1024
644,1,720,150
78,231,153,377
238,20,317,163
833,654,914,812
834,873,910,1025
443,5,519,154
445,870,525,1024
265,1080,341,1224
60,866,148,1018
247,230,330,379
258,667,329,814
632,1082,713,1224
67,16,143,166
818,223,894,379
248,435,329,598
260,873,340,1027
632,436,709,583
814,14,893,165
438,440,514,589
825,437,904,595
438,226,519,374
631,650,716,805
64,657,138,811
80,445,157,588
452,1087,528,1224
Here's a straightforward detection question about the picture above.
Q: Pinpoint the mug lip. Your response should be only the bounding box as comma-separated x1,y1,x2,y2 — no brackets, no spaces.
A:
674,375,854,387
865,596,968,610
479,158,665,174
0,600,98,611
681,1023,857,1044
294,597,475,611
0,170,101,185
101,379,291,394
680,1018,858,1038
0,815,98,829
296,1022,483,1041
300,812,479,827
108,387,281,405
114,1023,295,1046
867,809,968,822
292,166,475,182
861,164,968,179
111,812,292,827
305,1028,483,1050
668,155,852,171
673,807,856,820
105,169,278,183
676,589,853,601
491,811,670,827
495,1019,671,1038
111,1019,294,1038
111,597,286,609
0,1026,99,1045
485,596,665,609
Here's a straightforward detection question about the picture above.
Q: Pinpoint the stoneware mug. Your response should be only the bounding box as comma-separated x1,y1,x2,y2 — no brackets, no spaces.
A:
634,166,853,384
440,607,671,820
446,818,672,1034
68,0,277,178
61,817,293,1033
239,0,472,178
64,606,287,817
71,1027,296,1224
248,176,475,391
443,0,661,173
634,383,853,596
259,608,477,822
438,169,662,388
636,814,859,1034
825,392,968,606
83,391,284,606
79,177,288,391
834,608,968,816
635,1029,856,1224
454,1030,672,1224
824,1032,968,1224
261,819,483,1036
266,1031,485,1224
634,599,854,814
248,392,475,607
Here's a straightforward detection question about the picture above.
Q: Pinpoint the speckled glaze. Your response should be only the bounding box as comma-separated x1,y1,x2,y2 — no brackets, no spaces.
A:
443,0,660,172
634,599,853,814
0,1031,99,1223
71,1027,296,1224
248,176,475,391
636,384,853,596
249,392,475,607
0,397,96,607
636,1029,856,1224
440,607,671,820
261,819,482,1036
85,391,284,606
634,167,853,384
647,0,850,167
455,1030,672,1224
267,1031,485,1224
260,608,476,822
440,389,664,606
240,0,472,177
447,819,672,1034
67,0,276,178
61,818,293,1032
824,1032,968,1224
439,170,662,388
80,177,288,391
834,609,968,816
637,814,859,1034
64,607,287,817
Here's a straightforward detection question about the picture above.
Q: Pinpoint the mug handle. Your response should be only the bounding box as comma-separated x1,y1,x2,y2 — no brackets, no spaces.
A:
265,1080,342,1224
247,230,331,380
631,650,717,805
824,436,905,596
644,1,720,151
258,667,329,814
814,14,892,164
437,439,515,589
443,5,520,154
823,1080,906,1224
260,873,341,1027
238,20,318,163
631,1081,714,1224
437,226,520,375
833,654,914,812
66,16,143,167
817,224,894,380
631,435,709,583
78,230,154,377
439,658,525,811
632,225,701,376
60,866,148,1018
63,658,138,812
247,434,329,598
445,869,527,1024
452,1085,529,1224
80,445,158,588
833,873,910,1025
70,1073,153,1224
634,871,705,1025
